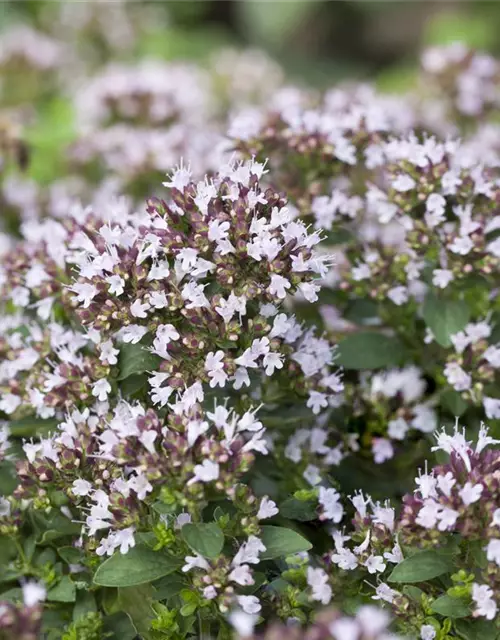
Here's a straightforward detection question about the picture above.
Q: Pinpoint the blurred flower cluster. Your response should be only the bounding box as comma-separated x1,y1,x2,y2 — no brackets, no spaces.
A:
0,3,500,639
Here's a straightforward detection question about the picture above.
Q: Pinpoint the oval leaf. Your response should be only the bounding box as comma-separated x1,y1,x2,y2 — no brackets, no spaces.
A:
93,545,181,587
336,332,407,370
8,417,58,438
118,342,160,381
260,525,312,559
431,594,471,618
279,497,317,522
388,549,454,583
47,576,76,603
182,523,224,559
422,293,470,348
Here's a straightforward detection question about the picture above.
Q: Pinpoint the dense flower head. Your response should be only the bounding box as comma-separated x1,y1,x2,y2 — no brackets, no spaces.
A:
0,26,62,71
312,424,500,635
74,60,213,131
420,43,500,122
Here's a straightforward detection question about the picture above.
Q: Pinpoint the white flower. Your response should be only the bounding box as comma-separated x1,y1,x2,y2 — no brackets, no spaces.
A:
228,610,257,637
444,362,471,391
387,286,408,306
303,464,322,486
425,193,446,227
483,396,500,420
432,269,453,289
92,379,111,402
307,390,328,415
99,340,119,365
205,350,228,388
319,487,344,523
307,567,332,605
486,539,500,566
22,581,46,607
175,513,191,529
437,472,456,497
298,281,321,302
352,263,371,281
262,351,283,376
182,554,210,573
437,506,459,531
229,564,254,586
130,299,150,319
121,325,148,344
233,536,266,565
472,583,497,620
72,479,92,496
448,235,473,255
372,582,398,604
392,174,415,192
459,482,483,506
420,624,436,640
203,585,217,600
106,275,125,296
0,497,11,517
70,282,98,308
115,526,136,554
484,345,500,368
331,547,358,571
416,499,441,529
163,161,192,190
188,460,219,486
364,554,386,574
257,497,279,520
268,274,290,299
0,393,21,414
236,595,261,615
372,438,394,464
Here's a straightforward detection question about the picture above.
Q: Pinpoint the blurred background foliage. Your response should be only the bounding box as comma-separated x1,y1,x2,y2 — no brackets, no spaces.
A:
3,0,500,85
1,0,500,186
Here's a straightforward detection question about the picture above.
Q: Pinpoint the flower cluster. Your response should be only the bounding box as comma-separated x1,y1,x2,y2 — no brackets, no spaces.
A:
231,605,401,640
307,425,500,638
2,4,500,636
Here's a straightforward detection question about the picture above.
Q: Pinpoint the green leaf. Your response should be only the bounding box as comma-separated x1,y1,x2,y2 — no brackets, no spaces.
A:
388,549,455,583
120,373,148,396
93,545,181,587
31,511,81,545
118,585,155,640
336,332,407,369
57,547,83,565
0,461,19,496
8,417,58,438
152,501,177,516
402,585,424,603
431,594,471,618
182,523,224,559
279,497,317,522
153,574,187,600
422,293,470,348
117,342,160,381
260,526,312,559
73,591,97,621
344,299,379,326
455,619,499,640
47,576,76,603
103,612,137,640
0,587,22,602
441,390,468,417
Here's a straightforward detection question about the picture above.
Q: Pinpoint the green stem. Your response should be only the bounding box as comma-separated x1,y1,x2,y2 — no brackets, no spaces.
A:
198,613,211,640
